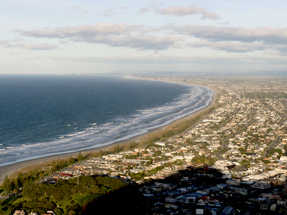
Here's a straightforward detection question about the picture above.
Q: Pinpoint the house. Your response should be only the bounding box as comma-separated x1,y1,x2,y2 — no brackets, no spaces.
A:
155,142,165,146
166,196,177,203
186,197,196,204
220,206,233,215
196,209,204,215
229,187,248,195
59,173,72,177
226,179,240,186
13,210,26,215
154,182,173,189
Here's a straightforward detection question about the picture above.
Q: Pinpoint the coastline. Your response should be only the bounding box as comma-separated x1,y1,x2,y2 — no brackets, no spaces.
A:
0,81,220,185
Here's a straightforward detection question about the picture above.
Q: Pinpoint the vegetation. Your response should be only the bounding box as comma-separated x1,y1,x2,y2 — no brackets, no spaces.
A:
77,152,84,161
0,176,126,215
129,141,137,149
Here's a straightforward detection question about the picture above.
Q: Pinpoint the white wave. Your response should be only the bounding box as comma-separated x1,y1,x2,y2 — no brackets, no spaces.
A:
74,133,92,139
23,143,42,148
24,144,35,148
66,130,86,137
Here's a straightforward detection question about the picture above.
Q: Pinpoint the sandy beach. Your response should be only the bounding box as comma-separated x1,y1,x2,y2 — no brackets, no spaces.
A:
0,83,220,185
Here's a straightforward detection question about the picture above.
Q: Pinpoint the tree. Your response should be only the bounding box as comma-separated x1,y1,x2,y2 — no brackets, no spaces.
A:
14,178,20,192
3,175,12,194
99,149,103,156
129,142,137,149
154,151,162,156
51,159,56,172
68,210,77,215
17,171,25,187
112,144,121,153
77,152,84,161
69,156,75,165
54,208,63,215
90,185,101,194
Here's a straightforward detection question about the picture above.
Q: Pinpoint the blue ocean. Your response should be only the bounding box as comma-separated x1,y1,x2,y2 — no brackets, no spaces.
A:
0,75,213,167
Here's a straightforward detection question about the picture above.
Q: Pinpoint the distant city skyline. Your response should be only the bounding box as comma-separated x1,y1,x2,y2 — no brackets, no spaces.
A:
1,0,287,74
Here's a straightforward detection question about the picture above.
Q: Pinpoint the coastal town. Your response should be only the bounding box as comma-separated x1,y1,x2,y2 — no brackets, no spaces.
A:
1,76,287,214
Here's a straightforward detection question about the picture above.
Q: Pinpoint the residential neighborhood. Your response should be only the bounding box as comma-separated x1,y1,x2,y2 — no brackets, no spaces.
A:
2,77,287,215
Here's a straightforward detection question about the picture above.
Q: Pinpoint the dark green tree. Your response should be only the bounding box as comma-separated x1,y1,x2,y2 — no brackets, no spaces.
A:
14,178,20,192
112,144,121,153
3,175,12,193
51,159,56,172
69,156,75,165
129,142,137,149
77,152,84,161
54,208,64,215
17,171,25,187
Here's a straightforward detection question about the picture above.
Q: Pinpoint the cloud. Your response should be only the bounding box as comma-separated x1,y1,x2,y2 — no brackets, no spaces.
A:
15,23,287,54
137,0,163,14
102,6,127,17
58,39,69,45
137,7,151,14
18,23,134,38
0,40,58,50
69,6,88,15
218,21,229,25
17,23,182,50
83,35,181,50
175,25,287,44
189,41,274,53
158,6,220,19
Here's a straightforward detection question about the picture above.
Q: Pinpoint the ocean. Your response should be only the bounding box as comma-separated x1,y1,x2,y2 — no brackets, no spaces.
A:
0,75,213,167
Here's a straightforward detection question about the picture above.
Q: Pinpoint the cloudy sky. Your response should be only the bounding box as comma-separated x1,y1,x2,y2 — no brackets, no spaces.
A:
1,0,287,74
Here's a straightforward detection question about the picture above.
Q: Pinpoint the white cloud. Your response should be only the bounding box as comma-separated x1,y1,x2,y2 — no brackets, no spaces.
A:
189,40,287,54
18,23,133,38
0,40,58,50
175,25,287,44
137,0,163,14
158,6,220,19
17,23,182,50
137,7,151,14
69,6,88,15
102,6,127,17
15,23,287,54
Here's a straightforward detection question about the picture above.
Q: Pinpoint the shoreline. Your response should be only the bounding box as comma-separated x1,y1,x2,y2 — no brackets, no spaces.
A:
0,81,219,185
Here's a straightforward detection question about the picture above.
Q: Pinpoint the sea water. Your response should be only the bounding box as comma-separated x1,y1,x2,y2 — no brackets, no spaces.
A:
0,75,213,167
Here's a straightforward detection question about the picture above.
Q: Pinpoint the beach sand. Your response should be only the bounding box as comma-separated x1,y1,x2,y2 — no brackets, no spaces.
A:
0,84,221,185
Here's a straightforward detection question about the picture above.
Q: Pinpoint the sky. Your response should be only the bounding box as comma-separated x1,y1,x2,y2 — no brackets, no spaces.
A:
1,0,287,75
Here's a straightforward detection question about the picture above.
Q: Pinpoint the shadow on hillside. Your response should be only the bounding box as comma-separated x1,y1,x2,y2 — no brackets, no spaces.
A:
82,166,287,215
